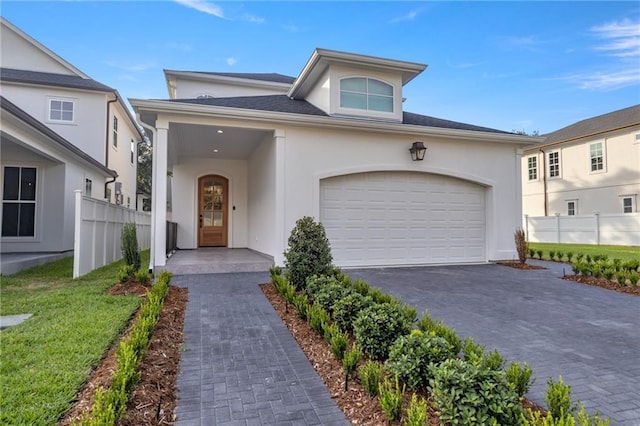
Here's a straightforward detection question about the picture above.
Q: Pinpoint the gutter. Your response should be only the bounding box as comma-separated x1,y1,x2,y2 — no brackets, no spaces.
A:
104,94,118,199
539,148,548,216
137,114,157,274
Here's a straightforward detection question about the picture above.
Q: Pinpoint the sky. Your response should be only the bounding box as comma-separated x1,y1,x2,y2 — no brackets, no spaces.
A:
1,1,639,134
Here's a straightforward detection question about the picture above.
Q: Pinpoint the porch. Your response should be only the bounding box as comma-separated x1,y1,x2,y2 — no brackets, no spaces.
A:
162,248,274,275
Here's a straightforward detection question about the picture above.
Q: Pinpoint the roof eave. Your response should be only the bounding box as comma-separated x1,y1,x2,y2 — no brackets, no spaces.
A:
163,70,293,93
524,122,640,153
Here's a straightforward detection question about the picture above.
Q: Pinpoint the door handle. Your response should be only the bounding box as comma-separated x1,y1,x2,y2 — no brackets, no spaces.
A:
199,214,203,228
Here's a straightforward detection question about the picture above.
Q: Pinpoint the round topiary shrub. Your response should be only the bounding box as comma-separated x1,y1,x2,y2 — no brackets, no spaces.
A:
353,302,412,361
332,292,374,333
284,216,333,290
387,330,457,391
313,282,353,314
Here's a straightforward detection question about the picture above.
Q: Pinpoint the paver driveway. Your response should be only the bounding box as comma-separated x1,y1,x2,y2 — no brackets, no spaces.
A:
348,263,640,425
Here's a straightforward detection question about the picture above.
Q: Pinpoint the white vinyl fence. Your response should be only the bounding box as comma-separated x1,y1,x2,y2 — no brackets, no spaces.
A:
73,190,151,278
524,212,640,246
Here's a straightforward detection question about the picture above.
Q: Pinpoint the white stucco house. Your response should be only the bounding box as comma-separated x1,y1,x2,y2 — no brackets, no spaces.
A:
0,17,144,255
522,105,640,217
131,48,536,271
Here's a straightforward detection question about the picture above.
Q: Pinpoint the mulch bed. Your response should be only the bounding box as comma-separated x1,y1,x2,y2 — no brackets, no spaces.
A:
59,282,187,425
496,261,545,270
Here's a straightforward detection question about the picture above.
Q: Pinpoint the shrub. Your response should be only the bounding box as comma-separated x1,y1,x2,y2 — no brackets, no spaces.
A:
313,282,352,314
305,274,339,300
529,248,536,259
342,344,362,391
549,250,556,261
628,271,639,287
117,264,134,283
537,250,544,260
417,310,461,355
379,376,405,422
121,223,141,272
461,336,485,363
515,228,528,264
591,264,602,278
352,278,370,296
566,252,574,262
359,360,385,397
585,254,592,263
332,292,374,333
405,393,429,426
506,361,535,397
353,303,412,361
269,265,282,279
623,259,640,273
556,251,564,261
330,330,349,360
292,294,309,320
429,358,522,426
307,304,331,335
135,269,150,286
283,216,333,290
522,406,611,426
602,268,615,281
545,376,577,419
615,272,627,286
575,253,584,262
386,330,456,390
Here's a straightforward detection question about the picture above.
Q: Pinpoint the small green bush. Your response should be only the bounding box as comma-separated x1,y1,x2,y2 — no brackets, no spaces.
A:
292,294,309,320
305,274,339,300
307,304,331,335
352,278,370,296
602,268,615,280
537,250,544,260
379,376,405,422
313,282,352,314
121,223,141,272
549,250,556,261
135,269,150,285
416,310,461,355
117,264,134,283
576,253,584,262
353,303,412,361
616,272,627,286
506,361,535,397
269,265,282,279
628,271,639,286
283,216,333,290
405,393,429,426
342,344,362,391
556,251,564,261
529,248,536,258
545,376,577,419
359,360,385,397
332,292,374,333
566,252,574,262
330,330,349,361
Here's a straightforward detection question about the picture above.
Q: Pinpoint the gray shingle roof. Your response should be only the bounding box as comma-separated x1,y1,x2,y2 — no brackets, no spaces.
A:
543,104,640,145
0,96,116,177
169,95,508,133
182,72,296,84
0,68,114,92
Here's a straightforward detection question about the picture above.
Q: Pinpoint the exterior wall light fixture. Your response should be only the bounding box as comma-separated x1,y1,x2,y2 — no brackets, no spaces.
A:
409,141,427,161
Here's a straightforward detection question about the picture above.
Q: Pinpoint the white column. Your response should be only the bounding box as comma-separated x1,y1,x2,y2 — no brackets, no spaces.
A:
73,190,83,278
153,121,169,269
555,212,561,243
273,129,286,266
594,212,600,245
524,214,529,241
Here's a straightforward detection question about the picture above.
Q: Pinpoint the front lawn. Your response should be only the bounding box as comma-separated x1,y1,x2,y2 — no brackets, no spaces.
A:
0,251,149,425
528,242,639,262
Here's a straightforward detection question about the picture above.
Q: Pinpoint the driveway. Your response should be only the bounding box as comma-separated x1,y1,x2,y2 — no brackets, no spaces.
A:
348,263,640,425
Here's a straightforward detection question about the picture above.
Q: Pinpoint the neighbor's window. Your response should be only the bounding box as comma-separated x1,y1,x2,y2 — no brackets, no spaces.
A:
590,142,604,172
528,156,537,180
130,139,135,164
49,99,74,122
2,166,36,237
85,178,92,197
623,197,633,213
113,116,118,147
567,201,576,216
340,77,393,112
548,151,560,178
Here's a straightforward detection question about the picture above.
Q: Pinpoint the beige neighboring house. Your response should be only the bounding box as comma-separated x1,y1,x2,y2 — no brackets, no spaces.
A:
131,48,537,271
0,17,144,256
522,105,640,218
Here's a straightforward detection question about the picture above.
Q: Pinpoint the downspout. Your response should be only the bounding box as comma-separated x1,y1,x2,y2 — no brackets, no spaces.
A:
104,94,118,199
539,148,548,216
137,114,157,274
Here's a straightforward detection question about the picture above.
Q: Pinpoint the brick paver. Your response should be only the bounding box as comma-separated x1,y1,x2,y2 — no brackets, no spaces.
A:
348,263,640,425
173,272,348,426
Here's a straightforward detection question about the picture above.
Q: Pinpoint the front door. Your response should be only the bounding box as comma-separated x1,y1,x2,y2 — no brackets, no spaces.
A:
198,175,228,247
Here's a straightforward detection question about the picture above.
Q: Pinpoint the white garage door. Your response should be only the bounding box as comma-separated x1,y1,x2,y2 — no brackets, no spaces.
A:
320,171,486,267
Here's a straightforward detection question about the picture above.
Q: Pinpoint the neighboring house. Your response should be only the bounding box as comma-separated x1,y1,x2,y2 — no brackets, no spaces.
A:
522,105,640,217
131,48,536,271
0,17,144,255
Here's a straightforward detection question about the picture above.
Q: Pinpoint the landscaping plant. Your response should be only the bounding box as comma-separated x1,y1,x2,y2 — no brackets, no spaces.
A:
330,330,349,361
405,393,429,426
332,292,374,333
353,302,412,360
514,228,528,264
283,216,333,290
545,376,577,419
379,376,405,422
359,360,385,397
342,344,362,391
417,309,462,354
506,361,535,397
121,223,141,273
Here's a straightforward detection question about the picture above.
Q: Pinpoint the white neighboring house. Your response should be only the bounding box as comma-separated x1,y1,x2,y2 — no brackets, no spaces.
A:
131,48,537,271
522,105,640,217
0,17,144,255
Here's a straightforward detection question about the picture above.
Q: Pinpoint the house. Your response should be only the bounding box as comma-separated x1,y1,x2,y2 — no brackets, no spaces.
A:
130,48,537,271
522,105,640,217
0,17,144,256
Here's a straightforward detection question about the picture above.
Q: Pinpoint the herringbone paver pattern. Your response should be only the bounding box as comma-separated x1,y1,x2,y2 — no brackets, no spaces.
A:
349,263,640,425
173,273,348,426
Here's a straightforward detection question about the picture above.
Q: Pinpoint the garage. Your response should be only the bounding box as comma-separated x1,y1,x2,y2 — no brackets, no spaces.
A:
320,171,486,267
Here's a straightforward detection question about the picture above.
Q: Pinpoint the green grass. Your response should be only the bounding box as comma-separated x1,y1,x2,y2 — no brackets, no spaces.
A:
529,243,640,262
0,251,149,425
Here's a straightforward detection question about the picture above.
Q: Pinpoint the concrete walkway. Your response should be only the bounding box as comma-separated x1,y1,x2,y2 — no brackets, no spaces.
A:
173,272,348,426
348,262,640,425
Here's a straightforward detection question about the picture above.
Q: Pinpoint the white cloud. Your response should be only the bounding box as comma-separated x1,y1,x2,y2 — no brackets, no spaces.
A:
244,14,265,24
391,10,419,23
591,18,640,58
105,61,156,72
226,57,237,66
174,0,224,18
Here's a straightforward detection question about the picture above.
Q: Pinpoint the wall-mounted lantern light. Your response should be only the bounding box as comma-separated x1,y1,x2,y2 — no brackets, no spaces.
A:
409,141,427,161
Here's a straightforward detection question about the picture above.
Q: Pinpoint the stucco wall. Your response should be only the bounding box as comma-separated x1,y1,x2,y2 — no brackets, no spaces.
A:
107,103,139,208
174,78,288,99
247,135,277,256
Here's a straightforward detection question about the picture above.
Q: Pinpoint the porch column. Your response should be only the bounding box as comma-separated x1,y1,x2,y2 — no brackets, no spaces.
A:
274,129,286,266
153,120,169,269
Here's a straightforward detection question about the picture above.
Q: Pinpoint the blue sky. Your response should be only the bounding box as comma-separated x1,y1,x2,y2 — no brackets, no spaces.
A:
2,1,639,134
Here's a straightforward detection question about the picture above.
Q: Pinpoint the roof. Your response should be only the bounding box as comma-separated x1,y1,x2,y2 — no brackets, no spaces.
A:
168,95,509,134
0,68,114,92
183,72,296,85
0,96,117,177
542,104,640,146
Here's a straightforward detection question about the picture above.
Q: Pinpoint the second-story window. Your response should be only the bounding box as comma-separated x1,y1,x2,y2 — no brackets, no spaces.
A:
590,142,604,172
340,77,393,112
49,99,74,122
548,151,560,178
113,116,118,147
527,156,537,180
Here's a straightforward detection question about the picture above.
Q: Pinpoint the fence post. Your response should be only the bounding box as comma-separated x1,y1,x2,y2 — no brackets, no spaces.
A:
524,214,529,241
594,212,600,245
73,190,83,279
555,212,561,243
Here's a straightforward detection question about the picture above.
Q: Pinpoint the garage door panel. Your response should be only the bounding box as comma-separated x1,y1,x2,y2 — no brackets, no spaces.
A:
320,171,486,266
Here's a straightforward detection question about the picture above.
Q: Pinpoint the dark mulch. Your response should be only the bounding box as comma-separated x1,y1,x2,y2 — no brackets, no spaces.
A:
497,261,545,270
59,283,187,425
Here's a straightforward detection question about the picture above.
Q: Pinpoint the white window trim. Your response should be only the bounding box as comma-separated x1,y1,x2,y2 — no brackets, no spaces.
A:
620,195,636,213
46,96,76,125
566,199,578,216
527,155,539,181
130,139,135,166
112,116,118,150
1,165,38,239
547,150,561,179
331,74,402,122
588,140,607,174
